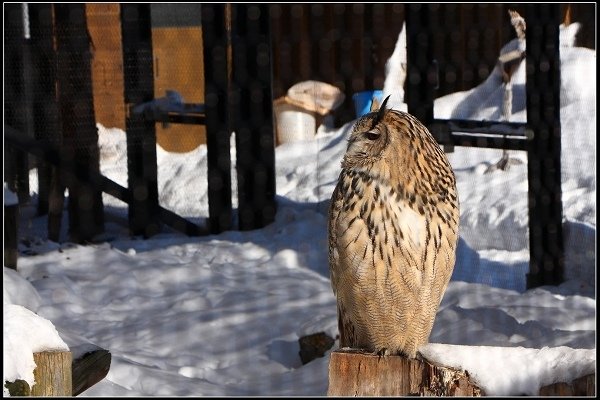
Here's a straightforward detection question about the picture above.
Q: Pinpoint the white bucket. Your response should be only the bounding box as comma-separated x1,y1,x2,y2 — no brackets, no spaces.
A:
274,102,316,144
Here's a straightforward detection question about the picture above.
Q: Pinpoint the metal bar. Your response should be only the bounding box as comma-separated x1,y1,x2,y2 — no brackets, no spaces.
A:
231,4,277,230
437,119,531,138
446,134,528,151
120,4,161,238
151,114,206,125
525,4,564,288
427,119,532,151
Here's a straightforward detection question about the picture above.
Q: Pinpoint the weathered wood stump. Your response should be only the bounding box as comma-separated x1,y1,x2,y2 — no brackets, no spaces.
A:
327,349,483,396
32,351,72,396
5,347,111,396
539,374,595,396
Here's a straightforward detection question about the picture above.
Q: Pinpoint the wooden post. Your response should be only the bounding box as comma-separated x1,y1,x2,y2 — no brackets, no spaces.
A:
54,3,105,243
202,4,233,233
120,4,161,238
327,350,483,396
231,4,277,230
31,351,72,396
28,3,62,218
3,3,31,204
525,4,564,288
405,4,435,127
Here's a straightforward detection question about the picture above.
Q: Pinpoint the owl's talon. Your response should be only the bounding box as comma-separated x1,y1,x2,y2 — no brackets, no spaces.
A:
376,348,388,358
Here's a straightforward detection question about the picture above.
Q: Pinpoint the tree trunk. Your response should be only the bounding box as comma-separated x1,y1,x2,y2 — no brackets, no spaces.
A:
327,349,483,396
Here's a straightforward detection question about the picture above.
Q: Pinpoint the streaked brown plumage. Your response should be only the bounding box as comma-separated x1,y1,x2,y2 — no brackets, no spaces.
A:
328,96,459,358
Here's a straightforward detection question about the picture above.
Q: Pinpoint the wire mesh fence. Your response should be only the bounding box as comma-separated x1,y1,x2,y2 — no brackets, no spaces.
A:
3,3,596,396
4,4,596,289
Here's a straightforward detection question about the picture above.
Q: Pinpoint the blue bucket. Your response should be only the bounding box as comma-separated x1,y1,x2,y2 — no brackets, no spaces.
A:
352,90,384,118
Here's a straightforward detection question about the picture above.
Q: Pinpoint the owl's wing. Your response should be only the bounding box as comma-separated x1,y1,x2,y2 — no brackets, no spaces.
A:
337,302,357,348
329,175,364,349
327,175,346,296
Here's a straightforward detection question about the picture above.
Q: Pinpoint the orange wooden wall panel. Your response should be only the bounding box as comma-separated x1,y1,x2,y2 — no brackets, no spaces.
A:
87,5,206,152
87,3,126,131
152,27,206,152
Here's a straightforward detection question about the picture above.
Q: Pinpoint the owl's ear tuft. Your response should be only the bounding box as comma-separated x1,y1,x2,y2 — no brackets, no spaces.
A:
373,95,391,125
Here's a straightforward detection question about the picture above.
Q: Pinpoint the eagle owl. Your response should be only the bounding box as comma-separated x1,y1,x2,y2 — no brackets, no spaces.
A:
328,96,459,358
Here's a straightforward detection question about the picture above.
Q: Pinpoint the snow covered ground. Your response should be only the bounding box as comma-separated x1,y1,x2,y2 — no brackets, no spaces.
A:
4,18,596,397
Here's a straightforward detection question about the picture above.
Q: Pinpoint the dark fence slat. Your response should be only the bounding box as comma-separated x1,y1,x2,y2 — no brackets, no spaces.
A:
525,4,564,287
202,4,233,233
4,4,31,203
28,4,61,218
27,4,65,241
120,4,161,238
231,4,277,231
54,3,105,243
405,4,436,125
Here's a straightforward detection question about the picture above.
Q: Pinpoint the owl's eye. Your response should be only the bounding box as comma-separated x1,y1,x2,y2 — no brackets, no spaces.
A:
366,130,380,141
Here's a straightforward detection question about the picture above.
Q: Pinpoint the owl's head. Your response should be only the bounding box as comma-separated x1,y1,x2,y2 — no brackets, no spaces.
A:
341,95,434,174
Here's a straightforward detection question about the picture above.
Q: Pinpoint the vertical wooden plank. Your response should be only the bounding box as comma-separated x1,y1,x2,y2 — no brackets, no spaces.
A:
87,3,126,130
202,4,233,233
3,3,31,204
405,4,435,125
433,4,460,97
297,5,312,82
269,4,287,99
332,4,353,124
120,4,161,237
20,4,36,204
347,4,366,96
28,4,62,219
54,3,105,243
28,4,61,236
371,4,397,91
362,4,375,91
309,4,329,83
231,4,277,230
525,4,564,288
